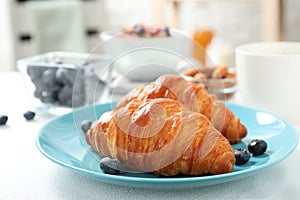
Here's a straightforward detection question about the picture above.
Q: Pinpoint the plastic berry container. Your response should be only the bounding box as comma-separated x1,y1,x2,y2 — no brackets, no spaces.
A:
17,52,111,115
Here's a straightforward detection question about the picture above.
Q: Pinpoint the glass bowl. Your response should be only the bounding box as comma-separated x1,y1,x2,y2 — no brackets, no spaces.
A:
17,52,111,115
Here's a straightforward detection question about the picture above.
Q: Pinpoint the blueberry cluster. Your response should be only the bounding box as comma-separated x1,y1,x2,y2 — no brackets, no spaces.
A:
235,139,267,165
27,64,86,107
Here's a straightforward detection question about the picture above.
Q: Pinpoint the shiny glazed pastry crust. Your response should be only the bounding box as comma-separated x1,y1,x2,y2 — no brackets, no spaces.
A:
86,98,235,176
116,75,247,143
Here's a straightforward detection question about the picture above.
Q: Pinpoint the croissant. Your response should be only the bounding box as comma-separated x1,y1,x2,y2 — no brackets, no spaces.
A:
86,98,235,176
116,75,247,143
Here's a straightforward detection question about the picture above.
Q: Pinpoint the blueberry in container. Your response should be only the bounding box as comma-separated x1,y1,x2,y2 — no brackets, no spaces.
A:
17,52,111,115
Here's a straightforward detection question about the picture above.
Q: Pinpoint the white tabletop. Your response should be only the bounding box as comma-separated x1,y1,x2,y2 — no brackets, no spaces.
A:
0,71,299,200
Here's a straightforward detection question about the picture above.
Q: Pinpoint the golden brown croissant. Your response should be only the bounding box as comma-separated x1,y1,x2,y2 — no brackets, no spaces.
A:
116,74,247,144
86,98,235,176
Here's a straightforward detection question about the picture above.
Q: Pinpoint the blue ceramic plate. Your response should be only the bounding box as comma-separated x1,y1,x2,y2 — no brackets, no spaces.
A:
36,102,298,188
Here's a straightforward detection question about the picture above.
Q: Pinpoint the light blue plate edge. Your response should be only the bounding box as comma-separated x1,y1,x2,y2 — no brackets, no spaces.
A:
35,102,299,188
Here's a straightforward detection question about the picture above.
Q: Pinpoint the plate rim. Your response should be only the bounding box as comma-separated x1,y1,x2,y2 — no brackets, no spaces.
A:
36,102,299,188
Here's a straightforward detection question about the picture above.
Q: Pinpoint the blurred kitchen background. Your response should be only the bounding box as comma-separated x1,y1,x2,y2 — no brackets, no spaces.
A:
0,0,299,71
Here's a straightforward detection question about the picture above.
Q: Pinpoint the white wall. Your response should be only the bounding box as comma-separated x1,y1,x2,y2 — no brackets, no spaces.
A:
284,0,300,41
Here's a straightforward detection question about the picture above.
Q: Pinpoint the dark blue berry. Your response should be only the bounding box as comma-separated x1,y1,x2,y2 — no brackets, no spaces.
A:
164,26,171,36
23,111,35,120
0,115,8,125
40,90,58,104
58,68,77,85
248,139,267,156
235,148,251,165
134,27,145,36
42,68,57,84
100,157,123,175
81,120,93,133
55,68,69,85
57,84,73,107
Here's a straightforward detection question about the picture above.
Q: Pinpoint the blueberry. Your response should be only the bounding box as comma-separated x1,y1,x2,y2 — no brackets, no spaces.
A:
58,84,73,107
72,70,86,107
63,68,78,85
100,157,123,175
27,65,47,81
235,148,251,165
248,139,267,156
55,68,69,85
81,120,93,133
41,90,59,104
0,115,8,125
134,27,145,36
23,111,35,120
164,26,171,36
42,68,57,84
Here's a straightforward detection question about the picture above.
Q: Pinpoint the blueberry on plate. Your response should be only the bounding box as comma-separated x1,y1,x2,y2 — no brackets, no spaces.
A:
100,157,123,175
23,111,35,120
81,120,93,133
0,115,8,125
248,139,267,156
235,148,251,165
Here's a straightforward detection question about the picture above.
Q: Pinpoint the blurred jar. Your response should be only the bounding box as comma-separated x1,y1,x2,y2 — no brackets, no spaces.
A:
207,38,234,67
192,29,214,66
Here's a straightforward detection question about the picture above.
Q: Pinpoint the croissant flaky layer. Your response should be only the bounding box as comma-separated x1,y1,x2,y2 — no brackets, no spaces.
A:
86,98,235,176
116,74,247,143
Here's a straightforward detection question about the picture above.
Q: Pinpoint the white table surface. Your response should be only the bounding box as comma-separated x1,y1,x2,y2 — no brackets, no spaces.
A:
0,71,299,200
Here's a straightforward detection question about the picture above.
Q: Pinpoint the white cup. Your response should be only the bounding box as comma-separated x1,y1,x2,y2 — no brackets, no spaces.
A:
235,42,300,124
